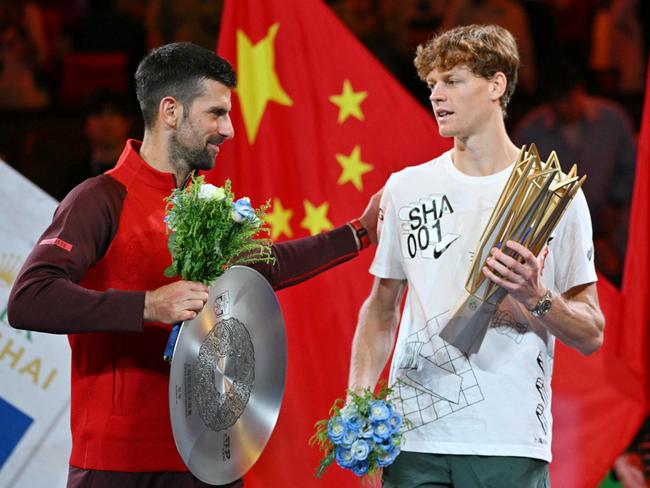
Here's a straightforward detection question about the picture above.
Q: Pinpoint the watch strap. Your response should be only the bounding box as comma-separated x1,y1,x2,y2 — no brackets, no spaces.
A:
348,219,370,250
531,290,553,318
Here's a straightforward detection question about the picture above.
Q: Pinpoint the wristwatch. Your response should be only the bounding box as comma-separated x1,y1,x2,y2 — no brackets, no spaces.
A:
348,219,370,250
530,290,553,318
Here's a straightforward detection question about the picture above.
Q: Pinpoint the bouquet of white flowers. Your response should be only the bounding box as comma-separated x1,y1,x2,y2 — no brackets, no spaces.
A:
310,384,406,479
163,175,274,283
162,175,274,361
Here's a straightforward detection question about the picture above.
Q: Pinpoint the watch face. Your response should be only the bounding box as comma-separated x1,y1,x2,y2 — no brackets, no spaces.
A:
539,299,552,314
532,294,552,317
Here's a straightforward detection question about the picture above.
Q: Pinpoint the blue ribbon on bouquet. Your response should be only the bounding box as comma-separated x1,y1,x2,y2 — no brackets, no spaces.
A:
163,322,182,363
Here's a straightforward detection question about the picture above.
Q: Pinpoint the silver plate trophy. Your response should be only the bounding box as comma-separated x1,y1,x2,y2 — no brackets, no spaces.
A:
169,266,287,485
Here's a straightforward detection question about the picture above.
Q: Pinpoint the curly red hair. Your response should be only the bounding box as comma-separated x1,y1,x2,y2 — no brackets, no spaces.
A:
414,24,520,112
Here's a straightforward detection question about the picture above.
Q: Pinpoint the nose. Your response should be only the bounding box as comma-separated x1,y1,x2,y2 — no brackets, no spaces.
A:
219,115,234,140
429,84,446,103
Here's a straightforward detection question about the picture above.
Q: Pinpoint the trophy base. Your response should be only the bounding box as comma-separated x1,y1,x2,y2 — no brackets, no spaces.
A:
439,289,505,354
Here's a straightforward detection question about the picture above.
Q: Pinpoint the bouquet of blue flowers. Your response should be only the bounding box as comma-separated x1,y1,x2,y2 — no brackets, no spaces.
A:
163,175,274,284
309,384,405,479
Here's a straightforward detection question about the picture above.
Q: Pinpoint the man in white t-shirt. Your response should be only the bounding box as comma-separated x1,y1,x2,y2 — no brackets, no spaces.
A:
348,24,605,487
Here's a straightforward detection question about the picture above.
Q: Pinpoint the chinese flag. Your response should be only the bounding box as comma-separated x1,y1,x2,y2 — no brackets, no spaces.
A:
620,61,650,415
212,0,449,486
550,62,650,486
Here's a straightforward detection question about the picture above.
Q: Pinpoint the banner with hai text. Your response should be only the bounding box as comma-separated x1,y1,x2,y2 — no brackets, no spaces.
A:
0,160,71,488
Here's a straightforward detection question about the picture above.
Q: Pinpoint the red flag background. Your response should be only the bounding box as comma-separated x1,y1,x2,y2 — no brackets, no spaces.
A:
550,62,650,487
212,0,650,485
212,0,449,486
620,61,650,418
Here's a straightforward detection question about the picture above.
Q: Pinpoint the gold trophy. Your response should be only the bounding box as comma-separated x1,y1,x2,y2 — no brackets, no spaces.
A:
439,144,586,354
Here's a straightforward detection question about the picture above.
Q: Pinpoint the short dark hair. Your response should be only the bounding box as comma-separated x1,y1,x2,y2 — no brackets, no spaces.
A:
135,42,237,127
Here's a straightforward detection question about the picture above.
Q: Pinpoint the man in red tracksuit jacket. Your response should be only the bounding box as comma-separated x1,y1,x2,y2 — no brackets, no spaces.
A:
8,42,380,488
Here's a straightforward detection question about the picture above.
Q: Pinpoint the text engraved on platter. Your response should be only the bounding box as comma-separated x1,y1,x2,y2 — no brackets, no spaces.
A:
194,317,255,432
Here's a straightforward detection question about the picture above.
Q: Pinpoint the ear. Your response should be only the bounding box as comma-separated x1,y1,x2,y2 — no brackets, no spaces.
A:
489,72,508,103
159,96,182,128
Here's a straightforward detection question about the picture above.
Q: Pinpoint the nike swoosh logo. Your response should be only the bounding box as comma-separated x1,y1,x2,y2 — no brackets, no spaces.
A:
536,352,545,374
433,234,460,259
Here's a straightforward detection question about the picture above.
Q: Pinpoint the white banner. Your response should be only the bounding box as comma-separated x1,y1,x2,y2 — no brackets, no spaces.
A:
0,160,71,488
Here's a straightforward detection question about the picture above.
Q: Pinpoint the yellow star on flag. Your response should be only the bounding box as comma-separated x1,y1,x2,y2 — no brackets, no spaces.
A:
264,197,294,240
300,200,333,236
329,79,368,124
237,23,293,144
335,145,374,191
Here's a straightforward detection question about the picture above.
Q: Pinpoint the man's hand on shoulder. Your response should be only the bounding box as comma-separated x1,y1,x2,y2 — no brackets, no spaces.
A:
358,188,383,245
144,281,209,323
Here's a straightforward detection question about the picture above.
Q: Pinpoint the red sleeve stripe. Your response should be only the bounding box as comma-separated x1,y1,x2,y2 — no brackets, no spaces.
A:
39,237,73,252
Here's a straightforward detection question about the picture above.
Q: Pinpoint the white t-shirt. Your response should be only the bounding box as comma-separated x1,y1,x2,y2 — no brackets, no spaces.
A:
371,150,597,462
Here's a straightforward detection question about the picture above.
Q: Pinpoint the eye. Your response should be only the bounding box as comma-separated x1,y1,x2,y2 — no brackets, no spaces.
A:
209,108,229,118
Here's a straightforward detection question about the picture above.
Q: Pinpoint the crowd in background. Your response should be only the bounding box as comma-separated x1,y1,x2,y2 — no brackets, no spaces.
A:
0,0,649,484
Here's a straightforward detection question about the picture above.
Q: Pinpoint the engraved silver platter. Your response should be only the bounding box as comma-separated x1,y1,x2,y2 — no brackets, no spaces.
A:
169,266,287,485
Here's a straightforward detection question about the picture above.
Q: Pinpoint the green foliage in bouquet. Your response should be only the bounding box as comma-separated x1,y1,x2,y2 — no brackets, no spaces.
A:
309,382,407,480
163,175,274,284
